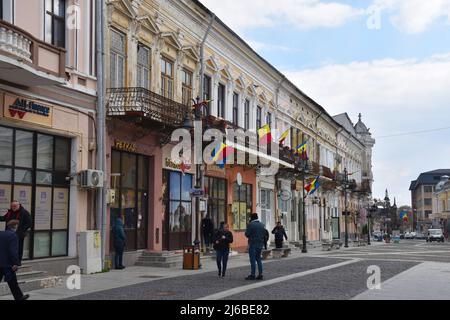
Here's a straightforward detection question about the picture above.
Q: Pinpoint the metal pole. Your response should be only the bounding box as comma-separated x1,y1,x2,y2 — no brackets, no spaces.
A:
367,205,371,246
96,0,106,269
302,170,307,253
344,168,349,248
195,15,215,249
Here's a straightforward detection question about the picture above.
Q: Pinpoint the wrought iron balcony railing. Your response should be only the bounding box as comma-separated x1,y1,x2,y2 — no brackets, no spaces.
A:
107,87,189,128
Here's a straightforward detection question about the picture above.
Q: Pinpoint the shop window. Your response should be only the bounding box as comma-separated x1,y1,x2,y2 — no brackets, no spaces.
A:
232,183,252,231
163,170,193,251
44,0,66,48
15,130,33,168
0,126,71,259
0,126,12,166
205,177,227,230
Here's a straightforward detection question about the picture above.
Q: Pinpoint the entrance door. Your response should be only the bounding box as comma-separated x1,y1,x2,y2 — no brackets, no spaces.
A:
110,150,149,251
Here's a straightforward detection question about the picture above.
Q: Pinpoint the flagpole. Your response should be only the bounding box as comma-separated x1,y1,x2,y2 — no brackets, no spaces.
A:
301,134,308,254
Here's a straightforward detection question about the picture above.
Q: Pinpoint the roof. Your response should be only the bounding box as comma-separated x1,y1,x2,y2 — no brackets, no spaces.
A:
409,170,450,191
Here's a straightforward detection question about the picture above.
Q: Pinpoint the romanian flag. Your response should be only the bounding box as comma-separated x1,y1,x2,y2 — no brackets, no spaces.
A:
400,211,409,222
278,129,290,145
305,176,320,195
258,124,272,145
296,142,308,160
211,143,234,168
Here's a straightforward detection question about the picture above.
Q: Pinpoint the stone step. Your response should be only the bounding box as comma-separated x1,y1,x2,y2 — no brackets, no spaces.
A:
141,251,183,257
17,265,33,273
137,256,183,263
16,271,47,281
135,261,181,268
0,276,62,297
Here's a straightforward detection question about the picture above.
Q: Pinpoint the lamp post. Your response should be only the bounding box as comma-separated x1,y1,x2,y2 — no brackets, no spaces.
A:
301,160,308,253
367,202,377,246
182,97,208,250
344,167,349,248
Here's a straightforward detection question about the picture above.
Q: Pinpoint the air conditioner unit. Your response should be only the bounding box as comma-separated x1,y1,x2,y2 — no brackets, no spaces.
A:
79,170,104,188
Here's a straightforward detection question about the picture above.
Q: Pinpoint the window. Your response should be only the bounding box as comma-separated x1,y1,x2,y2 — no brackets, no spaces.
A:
232,183,252,231
110,30,125,88
424,186,433,193
218,83,226,118
205,177,227,230
181,69,193,106
232,92,239,126
137,44,150,89
203,75,212,115
0,126,71,259
266,112,272,128
424,198,432,206
425,210,432,218
161,58,174,99
256,106,262,129
1,0,14,23
44,0,66,48
244,99,250,130
88,0,96,76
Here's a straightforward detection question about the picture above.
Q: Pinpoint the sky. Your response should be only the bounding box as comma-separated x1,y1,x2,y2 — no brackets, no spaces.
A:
201,0,450,206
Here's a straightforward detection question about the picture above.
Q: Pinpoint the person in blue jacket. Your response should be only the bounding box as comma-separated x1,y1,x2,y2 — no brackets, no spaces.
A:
245,213,266,280
0,220,29,300
112,214,126,270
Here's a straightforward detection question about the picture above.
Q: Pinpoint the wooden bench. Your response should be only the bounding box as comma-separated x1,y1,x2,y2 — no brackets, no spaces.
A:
261,250,272,260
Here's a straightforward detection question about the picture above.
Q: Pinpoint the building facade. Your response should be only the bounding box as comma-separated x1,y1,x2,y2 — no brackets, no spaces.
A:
410,169,450,234
0,0,97,273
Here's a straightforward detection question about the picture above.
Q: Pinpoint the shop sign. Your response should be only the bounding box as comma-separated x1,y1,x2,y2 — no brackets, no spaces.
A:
114,139,137,153
294,180,303,191
4,94,53,126
190,188,204,197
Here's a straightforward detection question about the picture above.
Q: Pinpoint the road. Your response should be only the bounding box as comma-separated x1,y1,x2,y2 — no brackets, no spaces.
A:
68,240,450,300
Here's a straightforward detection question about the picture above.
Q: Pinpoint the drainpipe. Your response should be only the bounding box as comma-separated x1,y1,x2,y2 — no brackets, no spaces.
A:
96,0,106,269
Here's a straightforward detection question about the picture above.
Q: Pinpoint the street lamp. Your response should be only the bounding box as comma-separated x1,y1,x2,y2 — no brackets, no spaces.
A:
301,158,309,253
344,167,349,248
182,97,209,249
367,202,377,246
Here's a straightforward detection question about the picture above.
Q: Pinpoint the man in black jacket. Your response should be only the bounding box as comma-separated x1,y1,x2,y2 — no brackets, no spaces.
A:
272,222,288,249
213,223,233,278
0,220,29,300
0,201,32,265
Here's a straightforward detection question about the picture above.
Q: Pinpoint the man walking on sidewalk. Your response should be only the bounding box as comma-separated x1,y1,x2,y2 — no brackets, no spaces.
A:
0,220,29,300
0,201,32,265
245,213,266,280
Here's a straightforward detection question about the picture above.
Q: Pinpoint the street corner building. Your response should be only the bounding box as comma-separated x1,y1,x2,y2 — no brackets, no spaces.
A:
0,0,377,283
0,0,97,275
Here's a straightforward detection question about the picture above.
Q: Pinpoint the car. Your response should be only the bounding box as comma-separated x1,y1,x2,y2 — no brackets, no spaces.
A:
373,233,383,242
426,229,445,243
404,232,412,239
415,232,426,240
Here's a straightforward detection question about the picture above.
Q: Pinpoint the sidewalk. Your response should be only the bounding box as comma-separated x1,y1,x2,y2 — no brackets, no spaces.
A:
0,244,346,300
353,261,450,300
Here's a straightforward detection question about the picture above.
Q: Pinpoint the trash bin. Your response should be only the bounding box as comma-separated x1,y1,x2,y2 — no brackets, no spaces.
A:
183,245,200,270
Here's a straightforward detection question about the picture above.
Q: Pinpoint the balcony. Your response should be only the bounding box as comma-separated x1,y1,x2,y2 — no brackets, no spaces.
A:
0,20,66,86
106,87,189,129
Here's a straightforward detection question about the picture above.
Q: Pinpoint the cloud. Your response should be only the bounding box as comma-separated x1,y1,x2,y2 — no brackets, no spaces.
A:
200,0,365,31
283,53,450,205
374,0,450,33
